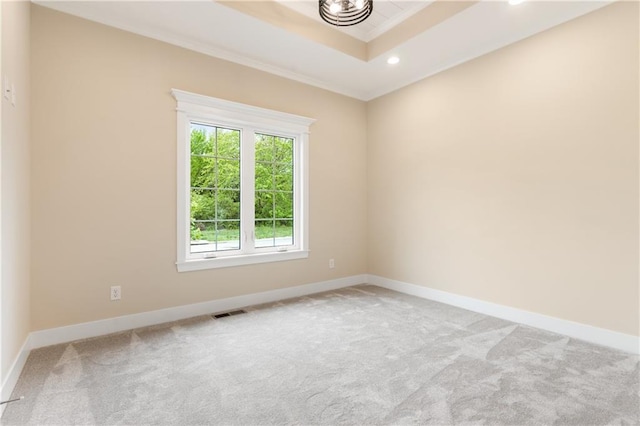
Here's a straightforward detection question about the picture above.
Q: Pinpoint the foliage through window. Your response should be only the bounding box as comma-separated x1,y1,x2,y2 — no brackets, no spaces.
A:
172,89,314,271
254,133,294,248
190,124,241,253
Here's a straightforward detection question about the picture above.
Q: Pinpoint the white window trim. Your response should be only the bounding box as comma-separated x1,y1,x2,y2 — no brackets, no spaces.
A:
172,89,315,272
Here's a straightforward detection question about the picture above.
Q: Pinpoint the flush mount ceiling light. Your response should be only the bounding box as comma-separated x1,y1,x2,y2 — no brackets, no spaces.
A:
319,0,373,27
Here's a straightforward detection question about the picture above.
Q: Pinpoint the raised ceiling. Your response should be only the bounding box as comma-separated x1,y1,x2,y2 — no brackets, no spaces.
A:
35,0,612,100
276,0,433,42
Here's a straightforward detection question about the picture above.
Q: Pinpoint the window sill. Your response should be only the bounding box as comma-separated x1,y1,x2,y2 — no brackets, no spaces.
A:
177,250,309,272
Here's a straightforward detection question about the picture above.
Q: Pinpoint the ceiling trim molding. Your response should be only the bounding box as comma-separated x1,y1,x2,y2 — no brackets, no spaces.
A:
221,0,367,61
224,0,478,61
364,45,509,100
363,0,614,101
363,1,434,42
274,0,370,41
274,0,436,43
367,0,479,60
33,0,618,103
33,1,369,100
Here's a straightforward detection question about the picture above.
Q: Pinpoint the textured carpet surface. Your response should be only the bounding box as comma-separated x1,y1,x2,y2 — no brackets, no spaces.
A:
2,285,639,425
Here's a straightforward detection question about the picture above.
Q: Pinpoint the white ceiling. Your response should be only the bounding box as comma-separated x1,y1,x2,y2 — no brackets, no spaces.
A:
276,0,433,41
36,0,613,101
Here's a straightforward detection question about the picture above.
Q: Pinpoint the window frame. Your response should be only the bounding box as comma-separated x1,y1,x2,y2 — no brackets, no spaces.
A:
172,89,314,272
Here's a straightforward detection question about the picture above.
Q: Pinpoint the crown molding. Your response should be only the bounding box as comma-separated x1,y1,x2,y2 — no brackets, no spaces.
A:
364,1,434,42
33,1,369,100
33,0,617,103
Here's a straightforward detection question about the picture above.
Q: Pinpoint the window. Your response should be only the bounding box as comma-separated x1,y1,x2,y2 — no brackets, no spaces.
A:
172,89,314,271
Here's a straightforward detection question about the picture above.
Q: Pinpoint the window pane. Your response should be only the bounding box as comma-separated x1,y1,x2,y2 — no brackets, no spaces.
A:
216,221,240,251
275,220,294,247
255,162,274,191
190,189,215,220
255,192,274,220
275,192,293,220
190,222,216,254
274,164,293,192
217,190,240,221
191,157,215,189
217,159,240,190
255,220,275,248
190,123,241,254
190,125,214,155
254,132,294,249
216,128,240,159
274,137,293,163
255,134,274,163
254,219,293,248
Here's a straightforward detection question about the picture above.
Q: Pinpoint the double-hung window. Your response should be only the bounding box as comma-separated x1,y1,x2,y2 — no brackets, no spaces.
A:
172,89,314,271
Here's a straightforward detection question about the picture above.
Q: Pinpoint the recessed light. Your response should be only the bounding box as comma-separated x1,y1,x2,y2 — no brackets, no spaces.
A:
508,0,525,5
387,56,400,65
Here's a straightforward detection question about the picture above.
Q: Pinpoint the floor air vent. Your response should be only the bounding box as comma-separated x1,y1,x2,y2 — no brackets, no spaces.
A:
212,309,246,319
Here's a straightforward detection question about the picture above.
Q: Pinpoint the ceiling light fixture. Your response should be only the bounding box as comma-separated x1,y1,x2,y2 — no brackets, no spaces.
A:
387,56,400,65
319,0,373,27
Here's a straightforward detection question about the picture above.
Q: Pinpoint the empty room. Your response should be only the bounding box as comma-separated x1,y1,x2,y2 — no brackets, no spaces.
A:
1,0,638,424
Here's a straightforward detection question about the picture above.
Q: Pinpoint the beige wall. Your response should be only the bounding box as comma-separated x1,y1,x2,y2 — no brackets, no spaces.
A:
28,2,640,338
30,6,368,330
368,1,639,336
1,0,31,382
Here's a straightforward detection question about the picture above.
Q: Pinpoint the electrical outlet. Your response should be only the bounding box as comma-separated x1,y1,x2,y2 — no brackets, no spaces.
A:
110,285,121,301
329,258,335,269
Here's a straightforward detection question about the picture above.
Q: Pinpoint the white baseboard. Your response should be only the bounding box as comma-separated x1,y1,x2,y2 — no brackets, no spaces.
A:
3,271,636,414
368,274,640,355
1,274,365,408
29,274,367,350
20,273,640,354
0,335,32,417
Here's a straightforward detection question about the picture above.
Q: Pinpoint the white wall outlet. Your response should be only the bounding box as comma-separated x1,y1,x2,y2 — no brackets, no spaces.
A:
110,285,121,301
329,258,335,269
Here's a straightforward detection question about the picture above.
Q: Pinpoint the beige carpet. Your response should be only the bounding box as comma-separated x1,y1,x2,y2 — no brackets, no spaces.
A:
2,285,639,425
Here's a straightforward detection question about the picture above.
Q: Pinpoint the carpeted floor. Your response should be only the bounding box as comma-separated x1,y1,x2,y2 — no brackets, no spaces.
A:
2,285,639,425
